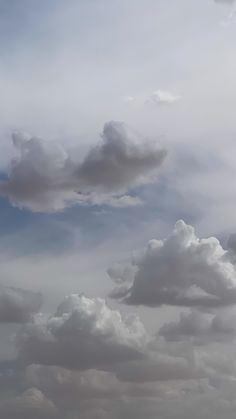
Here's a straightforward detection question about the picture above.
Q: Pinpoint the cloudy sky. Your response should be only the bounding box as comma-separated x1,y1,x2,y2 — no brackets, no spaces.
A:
1,0,236,418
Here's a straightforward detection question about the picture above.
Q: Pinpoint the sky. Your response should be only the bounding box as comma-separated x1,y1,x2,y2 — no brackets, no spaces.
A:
1,0,236,418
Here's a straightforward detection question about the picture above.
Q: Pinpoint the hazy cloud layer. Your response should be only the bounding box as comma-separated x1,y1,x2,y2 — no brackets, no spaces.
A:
214,0,235,4
0,287,42,323
26,364,169,409
0,122,166,212
109,220,236,307
115,354,205,383
0,388,58,419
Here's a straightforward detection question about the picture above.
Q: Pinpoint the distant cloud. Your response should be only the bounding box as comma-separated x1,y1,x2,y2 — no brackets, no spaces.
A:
146,90,181,107
115,354,204,383
26,364,166,407
159,309,236,344
0,122,166,212
0,287,42,323
109,220,236,307
123,96,135,103
214,0,235,4
0,388,58,419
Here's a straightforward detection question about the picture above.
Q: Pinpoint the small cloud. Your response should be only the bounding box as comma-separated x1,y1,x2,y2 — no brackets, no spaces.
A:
220,8,236,26
214,0,236,25
159,309,236,344
123,96,135,103
146,90,181,107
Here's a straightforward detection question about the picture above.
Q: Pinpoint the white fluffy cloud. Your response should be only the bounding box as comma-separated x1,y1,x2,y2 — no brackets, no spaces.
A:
146,90,181,107
108,220,236,307
0,287,42,323
19,294,148,370
0,122,166,212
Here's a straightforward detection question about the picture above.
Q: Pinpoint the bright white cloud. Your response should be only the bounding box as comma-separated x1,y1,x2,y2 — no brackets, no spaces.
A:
109,220,236,307
146,90,181,107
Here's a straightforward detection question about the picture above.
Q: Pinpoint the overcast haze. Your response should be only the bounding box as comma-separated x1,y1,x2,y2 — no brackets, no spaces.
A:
0,0,236,418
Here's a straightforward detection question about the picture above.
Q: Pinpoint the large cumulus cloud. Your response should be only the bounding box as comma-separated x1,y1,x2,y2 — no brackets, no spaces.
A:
0,122,166,212
108,220,236,307
19,294,148,370
5,291,236,419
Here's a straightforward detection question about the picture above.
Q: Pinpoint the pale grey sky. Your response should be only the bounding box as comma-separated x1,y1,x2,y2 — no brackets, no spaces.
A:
0,1,236,418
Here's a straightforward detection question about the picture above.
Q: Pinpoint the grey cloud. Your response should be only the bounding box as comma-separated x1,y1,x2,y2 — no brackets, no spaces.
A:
115,354,205,383
0,287,42,323
26,366,127,405
109,220,236,307
26,365,166,410
23,360,212,418
77,121,166,191
19,294,147,370
160,310,212,343
0,122,166,212
160,309,236,344
0,388,58,419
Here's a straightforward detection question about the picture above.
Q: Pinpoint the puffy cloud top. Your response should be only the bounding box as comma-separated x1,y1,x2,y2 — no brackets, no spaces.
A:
109,220,236,307
19,294,147,370
78,121,166,190
0,122,166,212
